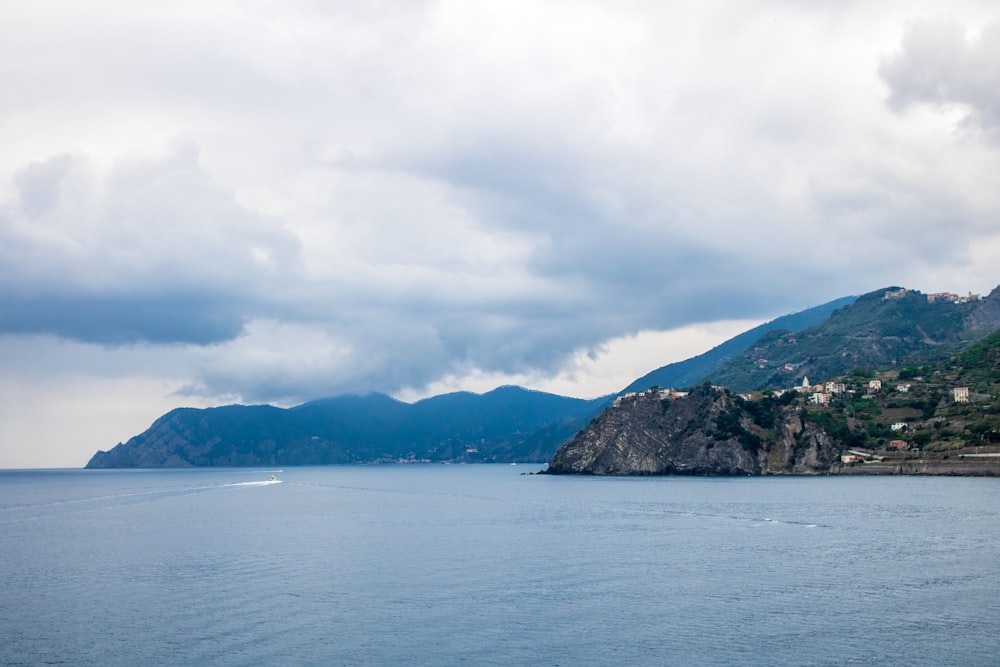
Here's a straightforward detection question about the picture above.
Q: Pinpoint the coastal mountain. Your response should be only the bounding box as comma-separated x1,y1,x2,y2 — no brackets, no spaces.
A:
86,386,608,468
706,286,1000,392
547,304,1000,477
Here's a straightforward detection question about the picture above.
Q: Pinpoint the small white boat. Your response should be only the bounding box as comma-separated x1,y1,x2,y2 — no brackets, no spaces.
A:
267,475,277,481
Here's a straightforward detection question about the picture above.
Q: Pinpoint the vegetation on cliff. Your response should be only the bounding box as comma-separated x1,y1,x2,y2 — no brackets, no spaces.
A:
811,328,1000,453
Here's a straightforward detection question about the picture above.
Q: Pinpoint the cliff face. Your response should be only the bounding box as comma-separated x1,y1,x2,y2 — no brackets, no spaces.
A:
965,285,1000,332
546,386,838,476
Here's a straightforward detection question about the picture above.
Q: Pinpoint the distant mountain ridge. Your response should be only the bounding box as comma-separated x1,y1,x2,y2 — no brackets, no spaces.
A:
86,386,609,468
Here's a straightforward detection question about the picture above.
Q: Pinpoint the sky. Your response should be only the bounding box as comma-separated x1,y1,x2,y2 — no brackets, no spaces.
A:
2,0,999,467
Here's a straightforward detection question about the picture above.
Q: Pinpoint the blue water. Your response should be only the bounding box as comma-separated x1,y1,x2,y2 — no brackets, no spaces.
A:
1,466,999,666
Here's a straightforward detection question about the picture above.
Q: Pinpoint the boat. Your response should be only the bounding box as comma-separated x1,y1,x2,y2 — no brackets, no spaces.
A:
267,475,276,481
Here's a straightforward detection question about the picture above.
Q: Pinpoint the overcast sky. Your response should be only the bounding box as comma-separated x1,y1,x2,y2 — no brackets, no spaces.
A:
2,1,999,467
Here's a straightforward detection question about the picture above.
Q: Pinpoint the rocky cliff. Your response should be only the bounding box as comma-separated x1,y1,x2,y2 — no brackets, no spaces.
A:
545,385,839,475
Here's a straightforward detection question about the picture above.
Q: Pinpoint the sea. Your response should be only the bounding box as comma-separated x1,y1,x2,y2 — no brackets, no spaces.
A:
1,465,999,666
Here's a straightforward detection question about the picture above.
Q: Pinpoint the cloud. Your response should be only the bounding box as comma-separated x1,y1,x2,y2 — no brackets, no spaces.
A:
394,318,763,402
0,147,303,344
0,369,201,468
880,17,1000,136
1,1,1000,440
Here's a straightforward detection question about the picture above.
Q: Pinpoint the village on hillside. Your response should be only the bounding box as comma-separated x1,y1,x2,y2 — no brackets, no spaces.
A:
613,353,999,467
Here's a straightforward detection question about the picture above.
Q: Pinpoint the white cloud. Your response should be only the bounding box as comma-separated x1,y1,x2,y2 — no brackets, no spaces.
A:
0,147,302,343
881,17,1000,137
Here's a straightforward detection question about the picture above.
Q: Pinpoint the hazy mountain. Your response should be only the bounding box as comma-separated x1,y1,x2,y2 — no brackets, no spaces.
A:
86,386,608,468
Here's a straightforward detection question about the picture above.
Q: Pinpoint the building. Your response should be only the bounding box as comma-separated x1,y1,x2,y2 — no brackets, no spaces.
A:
889,440,909,450
656,388,688,400
953,387,970,403
868,379,882,392
825,382,846,394
895,384,910,393
810,392,830,405
795,376,815,393
890,422,907,431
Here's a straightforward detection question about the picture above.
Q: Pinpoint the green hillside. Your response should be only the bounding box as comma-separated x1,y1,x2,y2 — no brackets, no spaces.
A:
782,327,1000,455
621,295,856,394
706,287,1000,392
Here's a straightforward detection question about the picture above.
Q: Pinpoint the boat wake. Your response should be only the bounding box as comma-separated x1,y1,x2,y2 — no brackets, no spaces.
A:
225,479,282,488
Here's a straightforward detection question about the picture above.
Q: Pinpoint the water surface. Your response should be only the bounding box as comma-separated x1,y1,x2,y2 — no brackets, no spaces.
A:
2,466,998,665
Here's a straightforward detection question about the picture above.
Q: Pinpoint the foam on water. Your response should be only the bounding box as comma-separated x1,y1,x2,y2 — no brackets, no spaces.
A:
225,480,282,487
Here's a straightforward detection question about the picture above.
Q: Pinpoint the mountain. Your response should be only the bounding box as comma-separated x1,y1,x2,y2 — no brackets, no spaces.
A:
86,386,609,468
705,286,1000,392
87,296,861,469
89,285,999,470
547,297,1000,477
621,295,857,394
